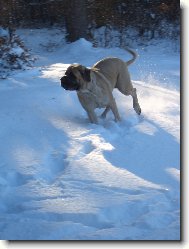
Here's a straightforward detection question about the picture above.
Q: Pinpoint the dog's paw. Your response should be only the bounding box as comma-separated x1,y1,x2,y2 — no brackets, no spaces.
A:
134,105,141,115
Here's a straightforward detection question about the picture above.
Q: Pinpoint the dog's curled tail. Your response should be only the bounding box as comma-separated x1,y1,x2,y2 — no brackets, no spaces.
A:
124,47,138,66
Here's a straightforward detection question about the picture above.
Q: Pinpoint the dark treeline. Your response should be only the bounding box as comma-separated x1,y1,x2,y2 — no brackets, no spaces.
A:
0,0,180,42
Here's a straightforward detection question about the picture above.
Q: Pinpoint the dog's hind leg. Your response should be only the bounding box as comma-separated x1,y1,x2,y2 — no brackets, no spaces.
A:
130,88,141,115
116,69,141,115
116,79,141,115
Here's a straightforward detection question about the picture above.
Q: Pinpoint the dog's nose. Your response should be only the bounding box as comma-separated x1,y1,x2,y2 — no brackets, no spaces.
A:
60,77,65,86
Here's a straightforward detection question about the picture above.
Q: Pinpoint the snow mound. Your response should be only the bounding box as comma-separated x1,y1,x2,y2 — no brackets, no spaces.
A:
75,38,93,49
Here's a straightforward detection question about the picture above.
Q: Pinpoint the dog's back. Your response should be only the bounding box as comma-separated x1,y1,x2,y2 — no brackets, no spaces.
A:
93,58,124,89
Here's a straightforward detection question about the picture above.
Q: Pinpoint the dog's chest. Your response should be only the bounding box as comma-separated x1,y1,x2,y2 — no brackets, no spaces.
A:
78,88,109,109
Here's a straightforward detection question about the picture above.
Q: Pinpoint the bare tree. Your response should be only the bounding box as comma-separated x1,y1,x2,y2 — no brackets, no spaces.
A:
64,0,89,42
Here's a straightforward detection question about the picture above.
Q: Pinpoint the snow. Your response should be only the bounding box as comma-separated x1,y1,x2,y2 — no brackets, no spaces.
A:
0,27,9,38
9,47,25,57
0,29,180,240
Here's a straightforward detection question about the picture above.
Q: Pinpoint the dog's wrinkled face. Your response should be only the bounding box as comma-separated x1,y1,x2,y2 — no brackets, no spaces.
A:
60,64,91,91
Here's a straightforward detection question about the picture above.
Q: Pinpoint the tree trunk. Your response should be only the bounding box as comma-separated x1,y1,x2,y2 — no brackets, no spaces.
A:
64,0,89,42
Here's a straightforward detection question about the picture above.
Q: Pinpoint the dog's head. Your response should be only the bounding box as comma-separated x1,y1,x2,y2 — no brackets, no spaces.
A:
60,64,91,91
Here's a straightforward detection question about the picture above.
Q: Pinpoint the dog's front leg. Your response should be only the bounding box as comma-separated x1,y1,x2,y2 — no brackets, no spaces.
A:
110,98,121,122
101,106,110,119
86,109,98,124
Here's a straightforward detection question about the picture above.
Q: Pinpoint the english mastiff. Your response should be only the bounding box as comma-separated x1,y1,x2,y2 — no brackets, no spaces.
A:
60,47,141,124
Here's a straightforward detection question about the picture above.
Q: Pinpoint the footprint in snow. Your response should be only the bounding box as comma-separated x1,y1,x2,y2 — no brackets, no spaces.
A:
38,151,68,184
74,140,96,160
82,140,96,155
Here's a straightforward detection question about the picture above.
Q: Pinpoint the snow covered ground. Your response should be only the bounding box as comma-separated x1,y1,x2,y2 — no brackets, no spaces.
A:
0,29,180,240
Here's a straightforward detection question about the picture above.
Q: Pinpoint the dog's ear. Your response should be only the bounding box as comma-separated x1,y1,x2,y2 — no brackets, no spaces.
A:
79,66,91,82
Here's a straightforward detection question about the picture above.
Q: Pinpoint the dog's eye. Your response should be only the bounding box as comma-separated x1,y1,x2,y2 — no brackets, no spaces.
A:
65,71,73,77
69,72,75,78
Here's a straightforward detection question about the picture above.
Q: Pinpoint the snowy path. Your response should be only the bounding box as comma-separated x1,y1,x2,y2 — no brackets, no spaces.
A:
0,35,180,240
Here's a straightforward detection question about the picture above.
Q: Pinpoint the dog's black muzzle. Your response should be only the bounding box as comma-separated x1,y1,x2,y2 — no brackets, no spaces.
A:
60,76,80,91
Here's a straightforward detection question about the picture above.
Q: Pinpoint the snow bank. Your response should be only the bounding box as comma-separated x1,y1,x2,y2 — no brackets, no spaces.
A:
92,25,180,51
